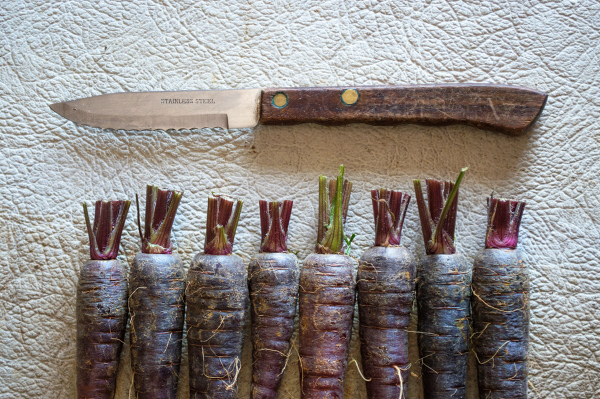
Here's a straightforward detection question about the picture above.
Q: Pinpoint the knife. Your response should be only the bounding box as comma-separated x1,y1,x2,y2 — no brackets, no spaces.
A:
50,84,547,136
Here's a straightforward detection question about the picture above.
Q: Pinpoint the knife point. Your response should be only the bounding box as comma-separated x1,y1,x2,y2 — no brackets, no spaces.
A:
49,102,65,115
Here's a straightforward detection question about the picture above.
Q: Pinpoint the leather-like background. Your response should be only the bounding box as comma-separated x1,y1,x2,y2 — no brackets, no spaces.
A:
1,1,598,398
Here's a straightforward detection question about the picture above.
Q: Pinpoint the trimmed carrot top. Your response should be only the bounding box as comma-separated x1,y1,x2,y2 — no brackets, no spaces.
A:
204,194,243,255
259,200,293,253
317,165,354,255
83,200,130,260
371,189,411,246
485,195,525,249
414,167,468,255
137,185,183,254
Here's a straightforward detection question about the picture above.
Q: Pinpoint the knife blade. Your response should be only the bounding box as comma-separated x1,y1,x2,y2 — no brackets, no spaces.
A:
49,84,547,136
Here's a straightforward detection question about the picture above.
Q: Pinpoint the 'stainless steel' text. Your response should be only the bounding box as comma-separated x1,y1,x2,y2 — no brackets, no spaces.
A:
160,99,215,104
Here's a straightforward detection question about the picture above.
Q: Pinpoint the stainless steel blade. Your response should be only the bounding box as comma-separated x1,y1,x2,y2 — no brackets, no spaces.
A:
49,89,262,130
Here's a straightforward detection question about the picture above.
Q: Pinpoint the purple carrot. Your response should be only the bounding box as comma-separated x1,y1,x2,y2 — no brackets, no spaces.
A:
186,194,248,399
77,200,130,399
129,185,185,398
249,200,298,399
414,167,471,399
472,195,528,398
358,189,415,399
298,165,357,399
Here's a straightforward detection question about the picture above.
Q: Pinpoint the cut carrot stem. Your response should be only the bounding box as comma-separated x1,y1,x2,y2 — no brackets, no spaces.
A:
83,200,130,260
204,194,243,255
413,167,468,254
372,189,411,246
259,200,293,253
317,165,353,254
138,185,183,254
485,195,525,249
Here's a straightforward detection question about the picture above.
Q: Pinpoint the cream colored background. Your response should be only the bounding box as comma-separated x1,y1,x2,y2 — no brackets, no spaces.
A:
1,1,599,398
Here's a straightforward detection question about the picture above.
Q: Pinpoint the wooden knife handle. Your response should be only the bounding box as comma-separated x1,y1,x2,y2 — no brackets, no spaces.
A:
259,84,547,136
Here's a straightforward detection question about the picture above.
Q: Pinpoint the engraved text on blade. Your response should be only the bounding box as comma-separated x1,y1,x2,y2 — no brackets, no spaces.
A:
160,98,216,104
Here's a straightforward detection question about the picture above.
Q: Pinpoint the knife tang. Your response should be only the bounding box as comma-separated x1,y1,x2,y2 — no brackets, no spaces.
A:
260,84,547,136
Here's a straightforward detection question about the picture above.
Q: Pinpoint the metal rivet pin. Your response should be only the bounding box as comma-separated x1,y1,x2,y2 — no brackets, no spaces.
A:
272,92,288,108
341,89,359,105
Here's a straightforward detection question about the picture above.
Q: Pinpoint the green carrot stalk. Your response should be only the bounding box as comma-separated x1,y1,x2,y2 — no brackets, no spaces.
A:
358,189,415,399
317,167,353,254
129,185,185,398
77,200,130,399
414,168,471,399
186,194,248,398
299,165,357,398
249,200,299,399
472,195,528,398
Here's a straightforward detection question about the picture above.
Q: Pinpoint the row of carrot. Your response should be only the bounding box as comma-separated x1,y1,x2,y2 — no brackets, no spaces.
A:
77,166,529,399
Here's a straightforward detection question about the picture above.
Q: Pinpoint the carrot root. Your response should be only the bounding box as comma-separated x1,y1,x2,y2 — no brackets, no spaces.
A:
249,252,299,399
76,259,128,399
358,246,415,399
129,253,185,399
298,253,357,399
472,248,529,398
417,254,471,399
186,253,249,399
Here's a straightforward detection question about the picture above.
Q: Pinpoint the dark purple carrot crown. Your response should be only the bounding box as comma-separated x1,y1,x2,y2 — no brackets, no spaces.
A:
371,189,410,246
83,200,130,260
138,185,183,254
485,196,525,249
204,194,243,255
259,200,293,253
414,167,467,255
317,165,354,255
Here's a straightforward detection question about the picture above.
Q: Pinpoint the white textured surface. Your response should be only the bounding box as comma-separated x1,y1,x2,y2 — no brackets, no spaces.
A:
1,1,599,398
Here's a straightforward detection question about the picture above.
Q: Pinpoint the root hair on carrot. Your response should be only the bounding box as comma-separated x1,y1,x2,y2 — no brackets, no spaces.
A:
472,289,528,313
128,373,134,399
223,357,241,391
393,364,411,399
348,357,372,382
276,347,293,377
474,341,509,366
470,322,491,340
163,332,172,354
200,315,225,342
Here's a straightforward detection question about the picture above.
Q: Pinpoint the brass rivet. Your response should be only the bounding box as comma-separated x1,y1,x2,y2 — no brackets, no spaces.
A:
272,92,288,108
341,89,359,105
